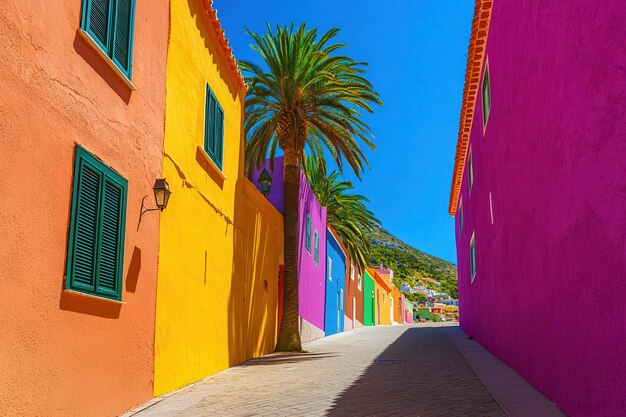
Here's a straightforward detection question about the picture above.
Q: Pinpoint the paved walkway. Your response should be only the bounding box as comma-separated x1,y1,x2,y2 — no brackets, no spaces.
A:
123,323,565,417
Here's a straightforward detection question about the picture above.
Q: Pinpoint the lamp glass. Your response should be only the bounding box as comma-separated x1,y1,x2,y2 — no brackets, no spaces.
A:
258,169,272,196
153,178,171,211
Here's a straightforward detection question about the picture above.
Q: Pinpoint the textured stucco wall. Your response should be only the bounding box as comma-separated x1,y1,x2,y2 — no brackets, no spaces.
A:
325,229,346,335
249,156,284,213
371,268,392,326
298,170,327,333
0,0,168,416
344,259,365,329
404,299,413,323
455,2,626,416
154,0,269,396
252,158,327,336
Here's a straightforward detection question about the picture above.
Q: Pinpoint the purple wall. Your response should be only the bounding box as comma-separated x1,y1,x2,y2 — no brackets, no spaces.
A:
251,157,327,332
455,2,626,417
249,157,285,213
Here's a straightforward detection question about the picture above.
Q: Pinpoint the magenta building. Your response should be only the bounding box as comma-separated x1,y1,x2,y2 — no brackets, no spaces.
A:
251,157,327,342
450,2,626,417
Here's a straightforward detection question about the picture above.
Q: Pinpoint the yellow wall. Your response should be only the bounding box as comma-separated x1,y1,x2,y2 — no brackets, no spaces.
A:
154,0,283,396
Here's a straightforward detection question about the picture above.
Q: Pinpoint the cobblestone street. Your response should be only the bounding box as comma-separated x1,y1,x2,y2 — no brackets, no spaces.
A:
123,323,564,417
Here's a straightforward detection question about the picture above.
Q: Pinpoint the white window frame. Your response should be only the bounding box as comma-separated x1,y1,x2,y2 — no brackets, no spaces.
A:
350,264,355,281
357,273,362,291
327,257,332,281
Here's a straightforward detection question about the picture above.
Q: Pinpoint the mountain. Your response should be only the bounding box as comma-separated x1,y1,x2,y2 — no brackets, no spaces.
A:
367,225,458,299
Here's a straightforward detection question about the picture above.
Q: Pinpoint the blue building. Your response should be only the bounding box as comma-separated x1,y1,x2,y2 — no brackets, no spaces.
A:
324,228,346,335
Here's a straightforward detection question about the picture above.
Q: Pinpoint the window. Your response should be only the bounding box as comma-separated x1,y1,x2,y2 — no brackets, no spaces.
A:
482,63,491,129
204,84,224,170
314,230,319,266
66,145,127,301
327,257,332,280
358,273,362,291
80,0,136,79
383,293,386,302
468,149,474,192
459,198,464,234
470,232,477,282
350,264,355,281
305,214,312,252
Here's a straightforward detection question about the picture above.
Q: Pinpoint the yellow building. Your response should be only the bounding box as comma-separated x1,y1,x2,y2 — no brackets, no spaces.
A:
369,267,392,325
154,0,283,396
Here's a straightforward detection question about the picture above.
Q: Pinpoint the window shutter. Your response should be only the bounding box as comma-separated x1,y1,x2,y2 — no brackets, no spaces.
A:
96,180,124,296
113,0,133,74
87,0,112,48
70,164,101,292
205,90,216,158
314,232,319,264
67,146,127,301
214,106,224,169
305,215,311,251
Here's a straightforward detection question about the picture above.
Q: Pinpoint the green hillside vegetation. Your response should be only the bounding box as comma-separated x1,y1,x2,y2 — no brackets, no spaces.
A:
367,225,458,299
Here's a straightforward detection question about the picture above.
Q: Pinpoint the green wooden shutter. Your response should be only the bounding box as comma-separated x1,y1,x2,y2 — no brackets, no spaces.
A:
81,0,135,78
112,0,134,75
305,214,311,252
96,180,124,296
67,146,127,301
214,105,224,169
314,231,319,265
205,88,216,159
69,163,101,292
86,0,112,49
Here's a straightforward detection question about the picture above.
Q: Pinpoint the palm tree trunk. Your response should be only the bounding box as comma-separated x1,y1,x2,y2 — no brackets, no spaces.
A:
275,156,302,351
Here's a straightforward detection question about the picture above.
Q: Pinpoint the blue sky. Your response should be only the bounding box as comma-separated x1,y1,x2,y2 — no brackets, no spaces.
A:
214,0,474,264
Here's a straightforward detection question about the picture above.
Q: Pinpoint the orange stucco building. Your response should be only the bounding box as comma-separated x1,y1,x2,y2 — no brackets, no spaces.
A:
0,0,168,416
369,267,393,325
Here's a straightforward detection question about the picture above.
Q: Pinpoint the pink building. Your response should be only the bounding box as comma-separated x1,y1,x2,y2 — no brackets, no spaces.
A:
450,2,626,417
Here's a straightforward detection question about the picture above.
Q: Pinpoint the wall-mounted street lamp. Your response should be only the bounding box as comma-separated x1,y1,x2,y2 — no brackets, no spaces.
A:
140,178,171,222
257,169,272,196
152,178,171,211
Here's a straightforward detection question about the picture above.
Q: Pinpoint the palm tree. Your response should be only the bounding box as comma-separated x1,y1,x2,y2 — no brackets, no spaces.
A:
303,155,379,272
241,24,381,351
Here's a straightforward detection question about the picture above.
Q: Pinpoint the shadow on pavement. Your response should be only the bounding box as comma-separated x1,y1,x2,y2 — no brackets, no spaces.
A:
243,352,339,366
326,326,506,417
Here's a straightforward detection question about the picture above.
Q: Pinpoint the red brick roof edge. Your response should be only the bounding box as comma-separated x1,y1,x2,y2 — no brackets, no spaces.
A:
202,0,246,92
448,0,493,216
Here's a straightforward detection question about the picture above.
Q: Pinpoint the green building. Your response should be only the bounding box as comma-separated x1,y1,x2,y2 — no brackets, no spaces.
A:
363,269,376,326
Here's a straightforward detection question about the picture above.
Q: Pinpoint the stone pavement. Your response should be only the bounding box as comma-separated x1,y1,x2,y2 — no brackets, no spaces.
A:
122,323,564,417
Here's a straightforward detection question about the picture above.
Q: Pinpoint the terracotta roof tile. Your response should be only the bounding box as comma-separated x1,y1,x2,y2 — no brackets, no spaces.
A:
448,0,493,216
201,0,246,92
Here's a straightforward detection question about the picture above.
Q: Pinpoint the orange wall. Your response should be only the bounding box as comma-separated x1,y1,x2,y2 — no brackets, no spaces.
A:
392,286,403,323
0,1,168,416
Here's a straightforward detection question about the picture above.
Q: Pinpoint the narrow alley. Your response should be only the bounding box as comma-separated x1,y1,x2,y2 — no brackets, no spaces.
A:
123,324,564,417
